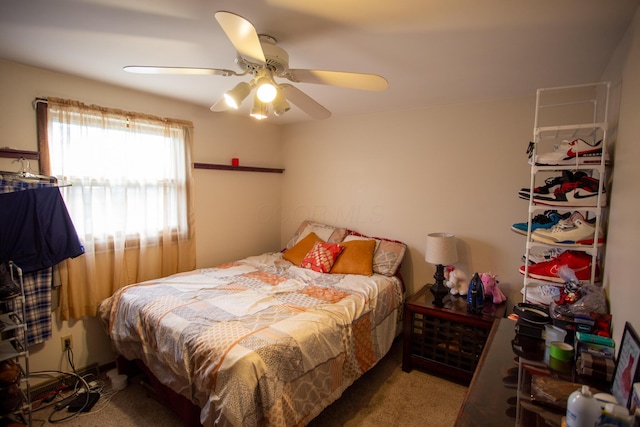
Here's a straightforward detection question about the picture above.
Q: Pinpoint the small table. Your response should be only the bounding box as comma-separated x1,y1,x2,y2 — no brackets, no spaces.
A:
402,285,506,383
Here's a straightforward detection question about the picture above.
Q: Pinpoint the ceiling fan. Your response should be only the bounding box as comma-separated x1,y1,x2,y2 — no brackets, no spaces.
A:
124,11,388,120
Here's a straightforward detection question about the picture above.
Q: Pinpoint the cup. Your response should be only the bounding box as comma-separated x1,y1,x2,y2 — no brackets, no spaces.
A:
545,324,567,346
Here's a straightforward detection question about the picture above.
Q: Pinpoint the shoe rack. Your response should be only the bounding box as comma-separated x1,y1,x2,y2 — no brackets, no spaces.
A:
520,82,611,304
0,262,32,426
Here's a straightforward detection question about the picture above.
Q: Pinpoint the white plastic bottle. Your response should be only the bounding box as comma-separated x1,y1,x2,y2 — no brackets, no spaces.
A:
566,385,602,427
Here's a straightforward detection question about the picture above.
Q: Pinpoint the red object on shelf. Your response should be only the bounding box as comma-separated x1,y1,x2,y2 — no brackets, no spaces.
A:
232,158,239,166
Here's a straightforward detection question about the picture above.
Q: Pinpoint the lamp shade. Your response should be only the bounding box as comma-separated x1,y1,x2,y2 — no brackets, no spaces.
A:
425,233,458,265
250,94,268,120
223,82,251,109
272,88,290,116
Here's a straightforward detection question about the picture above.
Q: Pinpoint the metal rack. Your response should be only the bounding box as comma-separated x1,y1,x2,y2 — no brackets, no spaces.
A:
520,81,611,303
0,262,32,426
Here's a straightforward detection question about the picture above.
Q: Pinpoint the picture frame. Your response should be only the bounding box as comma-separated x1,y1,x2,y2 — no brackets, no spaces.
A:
611,322,640,409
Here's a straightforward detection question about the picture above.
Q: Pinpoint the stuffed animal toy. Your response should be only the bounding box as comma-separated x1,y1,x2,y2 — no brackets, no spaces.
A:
480,272,506,304
445,266,468,296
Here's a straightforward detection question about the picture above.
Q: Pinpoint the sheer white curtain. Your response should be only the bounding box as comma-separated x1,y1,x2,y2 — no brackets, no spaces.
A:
38,98,196,319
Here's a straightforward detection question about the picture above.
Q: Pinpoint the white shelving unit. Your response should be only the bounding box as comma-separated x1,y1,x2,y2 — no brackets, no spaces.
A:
0,262,32,426
520,82,611,303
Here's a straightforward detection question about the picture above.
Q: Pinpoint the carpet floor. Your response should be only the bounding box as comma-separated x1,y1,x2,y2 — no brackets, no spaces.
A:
29,339,467,426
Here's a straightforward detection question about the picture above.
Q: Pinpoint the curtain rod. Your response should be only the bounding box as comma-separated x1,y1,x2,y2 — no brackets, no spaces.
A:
32,97,193,127
33,97,48,109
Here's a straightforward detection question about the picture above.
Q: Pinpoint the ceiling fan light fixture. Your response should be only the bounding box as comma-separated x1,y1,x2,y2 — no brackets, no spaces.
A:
255,76,277,103
250,94,268,120
223,82,251,109
272,89,290,117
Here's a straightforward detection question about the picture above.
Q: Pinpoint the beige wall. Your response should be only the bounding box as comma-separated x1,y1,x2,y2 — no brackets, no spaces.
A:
280,98,533,301
0,60,283,382
600,8,640,346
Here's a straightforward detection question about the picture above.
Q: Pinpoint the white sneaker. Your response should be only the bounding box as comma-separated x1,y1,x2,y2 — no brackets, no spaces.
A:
532,213,604,246
533,139,609,166
521,284,561,306
522,247,566,264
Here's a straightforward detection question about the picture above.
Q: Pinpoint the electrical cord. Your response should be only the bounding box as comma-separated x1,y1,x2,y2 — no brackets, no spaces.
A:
66,346,77,374
31,348,125,423
30,347,91,423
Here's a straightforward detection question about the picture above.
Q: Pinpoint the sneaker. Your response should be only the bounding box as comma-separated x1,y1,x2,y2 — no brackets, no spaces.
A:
532,175,606,207
532,213,604,246
521,284,561,306
519,250,598,283
518,171,586,200
522,247,566,265
532,139,609,166
511,210,571,235
0,360,21,385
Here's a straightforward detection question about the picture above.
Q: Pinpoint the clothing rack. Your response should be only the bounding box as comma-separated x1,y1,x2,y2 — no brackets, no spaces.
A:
1,157,72,188
0,158,58,185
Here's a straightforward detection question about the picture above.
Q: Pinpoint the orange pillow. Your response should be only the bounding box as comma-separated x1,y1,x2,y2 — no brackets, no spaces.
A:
283,232,323,265
330,239,376,276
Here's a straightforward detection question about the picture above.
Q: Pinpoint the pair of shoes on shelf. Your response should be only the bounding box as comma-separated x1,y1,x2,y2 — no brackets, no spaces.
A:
530,139,609,166
520,172,606,207
518,170,580,200
521,284,561,306
511,210,571,235
0,382,23,414
0,360,20,386
521,247,566,265
519,250,599,284
531,212,604,246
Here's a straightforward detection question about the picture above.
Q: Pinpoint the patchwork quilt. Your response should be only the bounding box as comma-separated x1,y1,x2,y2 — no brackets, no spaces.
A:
99,252,404,426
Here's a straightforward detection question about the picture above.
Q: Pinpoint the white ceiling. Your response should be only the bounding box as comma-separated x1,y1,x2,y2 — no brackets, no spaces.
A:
0,0,638,124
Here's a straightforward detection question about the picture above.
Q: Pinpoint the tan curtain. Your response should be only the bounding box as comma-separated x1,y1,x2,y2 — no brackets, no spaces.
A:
37,98,196,320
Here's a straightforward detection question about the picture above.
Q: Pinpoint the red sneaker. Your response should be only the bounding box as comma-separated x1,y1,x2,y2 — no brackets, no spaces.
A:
519,250,598,283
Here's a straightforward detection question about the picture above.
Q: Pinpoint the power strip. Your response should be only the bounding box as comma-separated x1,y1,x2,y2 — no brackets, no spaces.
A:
67,392,100,412
54,394,78,410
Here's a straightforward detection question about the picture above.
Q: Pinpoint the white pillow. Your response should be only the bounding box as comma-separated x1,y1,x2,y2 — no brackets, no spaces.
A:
285,220,348,249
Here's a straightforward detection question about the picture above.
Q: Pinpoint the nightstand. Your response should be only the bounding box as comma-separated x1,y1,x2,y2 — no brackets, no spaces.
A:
402,285,506,383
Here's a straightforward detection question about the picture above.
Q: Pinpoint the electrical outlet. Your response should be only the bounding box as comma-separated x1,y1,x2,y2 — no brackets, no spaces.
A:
61,334,73,351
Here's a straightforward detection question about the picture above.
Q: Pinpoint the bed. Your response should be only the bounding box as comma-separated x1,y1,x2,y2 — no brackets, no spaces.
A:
98,220,407,427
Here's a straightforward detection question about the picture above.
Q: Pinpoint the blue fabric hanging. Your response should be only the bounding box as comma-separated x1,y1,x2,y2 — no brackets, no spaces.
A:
0,181,84,346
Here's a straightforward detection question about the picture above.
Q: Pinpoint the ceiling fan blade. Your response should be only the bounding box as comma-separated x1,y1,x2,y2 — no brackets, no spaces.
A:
287,69,388,91
210,97,230,112
214,11,266,64
281,84,331,120
124,66,238,76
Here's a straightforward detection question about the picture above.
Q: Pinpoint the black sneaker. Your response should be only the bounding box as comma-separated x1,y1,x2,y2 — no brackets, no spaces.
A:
518,171,587,200
0,263,20,300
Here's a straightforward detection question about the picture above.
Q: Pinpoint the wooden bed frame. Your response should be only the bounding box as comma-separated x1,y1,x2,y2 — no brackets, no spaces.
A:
118,355,202,427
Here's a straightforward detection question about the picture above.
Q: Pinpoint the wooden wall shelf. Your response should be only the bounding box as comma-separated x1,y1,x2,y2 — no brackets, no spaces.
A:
193,163,284,174
0,148,40,160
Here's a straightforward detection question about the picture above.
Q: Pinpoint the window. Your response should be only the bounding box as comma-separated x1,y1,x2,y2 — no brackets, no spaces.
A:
47,110,189,241
37,98,196,319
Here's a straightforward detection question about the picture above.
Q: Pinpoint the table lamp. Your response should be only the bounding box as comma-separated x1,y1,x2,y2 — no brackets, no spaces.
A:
425,233,458,307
